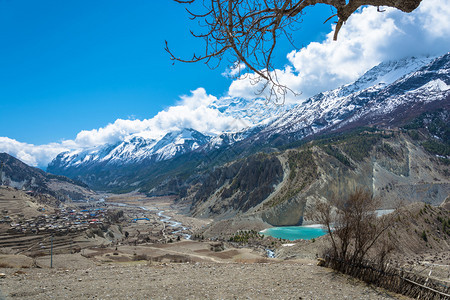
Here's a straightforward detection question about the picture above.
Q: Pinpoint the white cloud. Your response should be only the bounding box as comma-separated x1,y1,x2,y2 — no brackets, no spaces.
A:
0,88,241,167
72,118,152,148
151,89,239,136
0,137,70,168
228,0,450,102
71,87,239,148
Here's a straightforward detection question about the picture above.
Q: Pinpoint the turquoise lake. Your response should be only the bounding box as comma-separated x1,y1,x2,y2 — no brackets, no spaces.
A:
261,226,327,241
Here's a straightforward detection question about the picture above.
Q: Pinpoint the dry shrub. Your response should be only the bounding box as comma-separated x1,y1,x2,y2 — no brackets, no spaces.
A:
151,254,191,263
255,258,269,263
132,254,148,261
314,187,397,268
0,262,12,268
28,251,47,258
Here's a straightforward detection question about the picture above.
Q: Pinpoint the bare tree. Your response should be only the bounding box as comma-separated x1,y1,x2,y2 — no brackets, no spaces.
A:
166,0,422,102
315,187,396,266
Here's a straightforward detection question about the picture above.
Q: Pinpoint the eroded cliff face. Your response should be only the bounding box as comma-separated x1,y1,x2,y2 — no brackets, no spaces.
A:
182,129,449,226
265,132,449,226
187,153,284,220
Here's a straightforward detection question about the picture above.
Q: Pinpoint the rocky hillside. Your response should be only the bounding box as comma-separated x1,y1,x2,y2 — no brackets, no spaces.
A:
388,202,450,258
187,153,284,220
275,201,449,283
0,153,96,201
182,114,449,226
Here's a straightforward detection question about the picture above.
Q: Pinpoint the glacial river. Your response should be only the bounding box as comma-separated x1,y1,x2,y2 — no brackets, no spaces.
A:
108,202,191,239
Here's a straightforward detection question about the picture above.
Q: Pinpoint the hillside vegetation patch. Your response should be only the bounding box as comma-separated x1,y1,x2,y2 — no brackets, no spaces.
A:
264,149,318,209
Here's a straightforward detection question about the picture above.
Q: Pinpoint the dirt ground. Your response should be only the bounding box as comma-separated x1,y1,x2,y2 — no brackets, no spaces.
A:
0,232,410,300
0,258,410,300
0,190,445,299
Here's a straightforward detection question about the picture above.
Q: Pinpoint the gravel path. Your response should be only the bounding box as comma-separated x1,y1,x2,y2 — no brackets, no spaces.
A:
0,261,409,299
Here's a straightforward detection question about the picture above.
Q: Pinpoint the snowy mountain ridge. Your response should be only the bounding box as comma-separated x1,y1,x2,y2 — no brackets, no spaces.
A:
49,128,211,170
209,97,294,127
338,56,435,97
258,53,449,141
48,52,450,176
49,96,295,170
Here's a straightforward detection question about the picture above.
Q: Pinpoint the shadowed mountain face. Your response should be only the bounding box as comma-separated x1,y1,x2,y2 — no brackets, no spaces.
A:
45,53,450,225
0,153,95,201
184,120,449,226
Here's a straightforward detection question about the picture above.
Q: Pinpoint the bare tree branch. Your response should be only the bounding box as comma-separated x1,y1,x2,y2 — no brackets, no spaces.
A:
167,0,422,102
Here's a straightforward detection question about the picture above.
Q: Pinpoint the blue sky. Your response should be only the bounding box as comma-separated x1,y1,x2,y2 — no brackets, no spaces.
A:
0,1,222,144
1,0,449,167
0,1,330,145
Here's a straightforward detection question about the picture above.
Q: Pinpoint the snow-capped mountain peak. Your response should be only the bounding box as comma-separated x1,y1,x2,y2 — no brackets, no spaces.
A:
338,56,436,97
48,53,450,186
151,128,211,161
209,97,294,128
48,128,211,170
262,53,449,140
